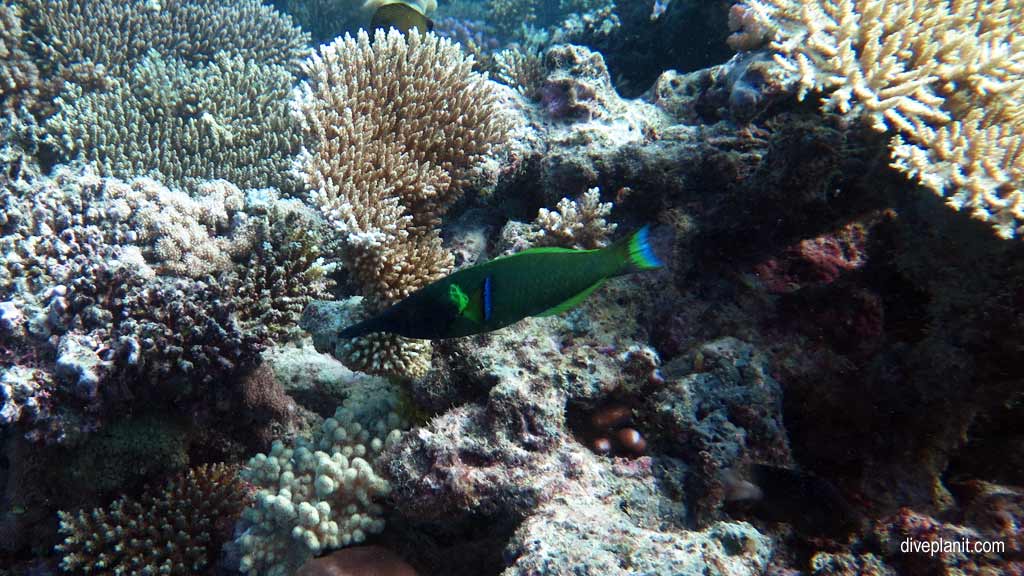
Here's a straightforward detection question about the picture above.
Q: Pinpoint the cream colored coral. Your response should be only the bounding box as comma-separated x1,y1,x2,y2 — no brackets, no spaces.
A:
531,188,617,249
236,406,405,576
293,28,509,378
744,0,1024,238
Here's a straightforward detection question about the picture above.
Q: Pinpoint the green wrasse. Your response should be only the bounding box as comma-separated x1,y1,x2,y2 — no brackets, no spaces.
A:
339,226,663,340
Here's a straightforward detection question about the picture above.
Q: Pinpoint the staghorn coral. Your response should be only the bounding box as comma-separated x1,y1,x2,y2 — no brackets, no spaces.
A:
527,187,617,249
742,0,1024,238
20,0,309,76
56,463,252,576
234,404,406,576
293,28,509,378
47,51,302,192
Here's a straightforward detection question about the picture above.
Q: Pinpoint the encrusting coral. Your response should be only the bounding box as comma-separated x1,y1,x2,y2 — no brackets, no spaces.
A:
56,463,252,576
234,404,406,576
293,28,510,379
741,0,1024,238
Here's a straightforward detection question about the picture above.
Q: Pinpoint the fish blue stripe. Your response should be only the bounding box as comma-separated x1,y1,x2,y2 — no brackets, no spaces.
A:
483,275,493,321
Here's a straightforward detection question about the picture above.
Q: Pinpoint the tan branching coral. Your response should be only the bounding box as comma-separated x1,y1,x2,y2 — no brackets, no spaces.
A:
47,52,302,192
293,28,509,378
530,188,618,249
744,0,1024,238
56,463,252,575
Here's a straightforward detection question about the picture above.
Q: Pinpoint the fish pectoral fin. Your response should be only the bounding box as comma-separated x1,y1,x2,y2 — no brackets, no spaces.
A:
536,279,606,317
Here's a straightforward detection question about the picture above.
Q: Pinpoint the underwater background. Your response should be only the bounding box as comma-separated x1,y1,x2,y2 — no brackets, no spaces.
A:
1,0,1022,574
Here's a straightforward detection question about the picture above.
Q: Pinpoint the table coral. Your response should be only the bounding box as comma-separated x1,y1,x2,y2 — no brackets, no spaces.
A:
20,0,309,76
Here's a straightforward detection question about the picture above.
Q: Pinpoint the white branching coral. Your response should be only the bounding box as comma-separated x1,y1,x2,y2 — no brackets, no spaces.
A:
743,0,1024,238
292,28,510,378
235,405,405,576
530,188,617,249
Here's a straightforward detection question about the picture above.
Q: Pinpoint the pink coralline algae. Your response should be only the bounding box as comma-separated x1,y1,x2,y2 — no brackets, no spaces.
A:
754,222,870,293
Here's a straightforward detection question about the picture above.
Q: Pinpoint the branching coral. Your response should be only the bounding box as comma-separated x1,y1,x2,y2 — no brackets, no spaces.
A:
47,52,302,192
495,43,547,100
234,405,406,576
20,0,309,76
528,187,618,249
225,198,335,342
743,0,1024,238
56,463,252,575
0,2,42,115
293,28,509,378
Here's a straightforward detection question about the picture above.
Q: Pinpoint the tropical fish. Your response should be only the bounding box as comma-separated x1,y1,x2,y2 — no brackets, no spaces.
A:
339,226,664,340
367,0,434,34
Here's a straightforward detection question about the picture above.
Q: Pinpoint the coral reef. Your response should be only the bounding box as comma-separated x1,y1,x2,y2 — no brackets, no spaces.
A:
0,164,328,443
46,52,302,192
377,279,781,574
233,398,407,576
742,0,1024,238
56,463,251,575
293,28,510,378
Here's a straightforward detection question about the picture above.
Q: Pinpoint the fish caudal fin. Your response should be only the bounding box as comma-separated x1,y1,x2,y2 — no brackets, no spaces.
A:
611,225,664,274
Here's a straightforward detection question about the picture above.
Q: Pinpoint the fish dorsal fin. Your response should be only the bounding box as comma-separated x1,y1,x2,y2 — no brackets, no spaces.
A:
536,278,606,317
489,246,595,264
